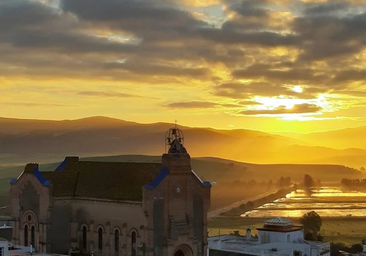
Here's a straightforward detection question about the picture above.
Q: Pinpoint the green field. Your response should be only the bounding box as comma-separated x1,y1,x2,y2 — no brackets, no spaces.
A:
0,177,11,194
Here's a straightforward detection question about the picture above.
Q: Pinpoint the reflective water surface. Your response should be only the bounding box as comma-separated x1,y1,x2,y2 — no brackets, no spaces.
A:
241,187,366,218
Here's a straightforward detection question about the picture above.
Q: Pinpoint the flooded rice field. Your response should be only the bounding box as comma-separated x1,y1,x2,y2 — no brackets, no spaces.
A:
242,187,366,218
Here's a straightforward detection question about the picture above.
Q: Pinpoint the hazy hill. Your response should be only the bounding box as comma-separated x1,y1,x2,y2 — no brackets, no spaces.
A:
277,126,366,150
0,116,138,134
0,116,365,168
0,117,303,164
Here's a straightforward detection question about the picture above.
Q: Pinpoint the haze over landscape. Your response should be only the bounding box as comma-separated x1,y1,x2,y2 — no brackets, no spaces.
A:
2,0,366,251
0,116,366,170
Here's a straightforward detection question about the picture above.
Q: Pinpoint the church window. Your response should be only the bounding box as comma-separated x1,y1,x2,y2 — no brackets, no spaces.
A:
24,225,29,246
98,227,103,251
28,215,32,222
31,226,35,246
131,231,137,256
82,226,87,250
114,229,120,254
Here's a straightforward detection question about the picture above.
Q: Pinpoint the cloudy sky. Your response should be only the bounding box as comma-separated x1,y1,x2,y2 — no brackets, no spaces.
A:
1,0,366,132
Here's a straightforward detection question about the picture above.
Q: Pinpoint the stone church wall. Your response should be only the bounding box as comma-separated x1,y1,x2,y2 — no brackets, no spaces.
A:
67,198,148,256
48,200,72,254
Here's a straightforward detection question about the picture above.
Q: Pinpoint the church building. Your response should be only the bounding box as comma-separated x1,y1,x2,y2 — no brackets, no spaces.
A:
9,127,211,256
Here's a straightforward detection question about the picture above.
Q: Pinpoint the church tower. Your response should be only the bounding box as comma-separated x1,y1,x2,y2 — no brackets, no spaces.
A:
143,127,211,256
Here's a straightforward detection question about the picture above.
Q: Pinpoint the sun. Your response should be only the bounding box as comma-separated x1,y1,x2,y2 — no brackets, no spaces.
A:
292,85,303,93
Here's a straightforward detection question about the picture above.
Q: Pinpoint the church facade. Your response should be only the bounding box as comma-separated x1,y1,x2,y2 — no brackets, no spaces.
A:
9,128,211,256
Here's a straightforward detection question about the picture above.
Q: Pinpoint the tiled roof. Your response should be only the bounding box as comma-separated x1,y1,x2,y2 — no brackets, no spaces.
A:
264,217,293,227
43,160,161,201
42,172,78,197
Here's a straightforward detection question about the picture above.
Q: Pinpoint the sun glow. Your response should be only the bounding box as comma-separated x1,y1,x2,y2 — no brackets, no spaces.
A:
253,96,303,110
292,85,303,93
280,113,322,121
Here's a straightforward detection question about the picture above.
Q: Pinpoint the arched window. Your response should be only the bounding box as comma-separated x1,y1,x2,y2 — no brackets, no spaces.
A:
82,226,87,250
131,231,137,256
31,226,35,246
114,229,120,254
24,225,29,246
98,228,103,251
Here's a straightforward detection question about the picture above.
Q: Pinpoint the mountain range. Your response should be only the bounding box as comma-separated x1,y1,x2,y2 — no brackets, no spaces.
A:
0,116,365,170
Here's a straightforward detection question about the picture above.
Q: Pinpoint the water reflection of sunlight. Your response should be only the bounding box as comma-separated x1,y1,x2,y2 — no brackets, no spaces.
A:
241,187,366,218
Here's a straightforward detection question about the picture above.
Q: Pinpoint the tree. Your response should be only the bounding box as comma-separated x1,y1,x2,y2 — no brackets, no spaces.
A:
277,176,286,187
300,211,322,241
230,230,240,236
303,174,315,196
331,242,364,256
293,250,302,256
267,179,273,188
350,244,363,253
361,167,365,172
248,179,257,186
246,201,254,208
303,174,314,188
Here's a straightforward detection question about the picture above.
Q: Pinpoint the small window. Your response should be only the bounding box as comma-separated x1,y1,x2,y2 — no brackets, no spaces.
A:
98,228,103,251
131,231,137,256
31,226,35,246
24,225,29,246
114,229,120,254
0,247,3,256
82,226,87,250
28,215,32,222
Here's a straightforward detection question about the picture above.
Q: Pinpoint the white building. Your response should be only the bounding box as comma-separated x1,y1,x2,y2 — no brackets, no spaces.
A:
0,237,37,256
208,217,330,256
0,238,9,256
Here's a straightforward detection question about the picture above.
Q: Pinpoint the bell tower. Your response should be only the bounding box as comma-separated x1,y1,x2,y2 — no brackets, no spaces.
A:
145,126,210,256
162,126,191,174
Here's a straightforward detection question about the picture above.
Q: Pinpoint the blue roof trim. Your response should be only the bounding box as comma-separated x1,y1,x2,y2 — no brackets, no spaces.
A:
10,178,17,185
191,170,211,187
145,167,169,190
54,159,67,172
202,181,212,187
33,166,51,186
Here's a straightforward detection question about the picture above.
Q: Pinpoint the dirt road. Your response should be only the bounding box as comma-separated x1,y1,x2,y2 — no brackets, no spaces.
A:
208,189,279,218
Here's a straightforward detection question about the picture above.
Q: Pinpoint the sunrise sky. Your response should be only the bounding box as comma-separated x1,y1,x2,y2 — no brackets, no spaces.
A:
1,0,366,133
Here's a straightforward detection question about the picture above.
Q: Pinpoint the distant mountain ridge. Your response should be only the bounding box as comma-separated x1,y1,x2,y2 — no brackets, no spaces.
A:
274,126,366,150
0,116,365,169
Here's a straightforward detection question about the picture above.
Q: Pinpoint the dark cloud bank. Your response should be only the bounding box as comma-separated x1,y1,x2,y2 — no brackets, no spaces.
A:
1,0,366,114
